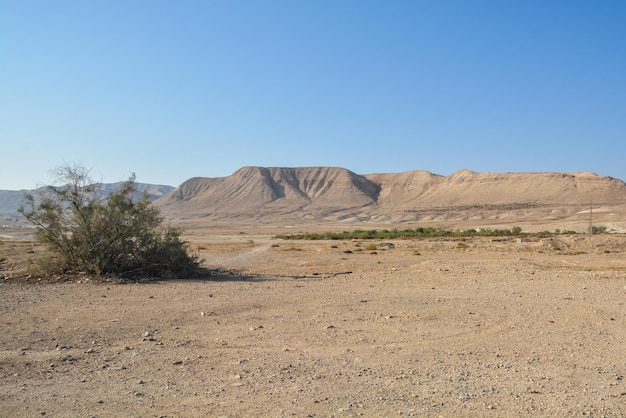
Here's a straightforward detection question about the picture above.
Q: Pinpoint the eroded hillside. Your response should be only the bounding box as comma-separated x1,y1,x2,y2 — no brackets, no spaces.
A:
155,167,626,231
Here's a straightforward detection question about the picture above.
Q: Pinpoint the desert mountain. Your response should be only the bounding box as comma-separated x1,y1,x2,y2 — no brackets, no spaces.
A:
0,182,174,220
156,166,379,221
155,167,626,232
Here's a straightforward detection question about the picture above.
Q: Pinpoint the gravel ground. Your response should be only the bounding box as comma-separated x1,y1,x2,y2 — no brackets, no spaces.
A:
1,233,625,417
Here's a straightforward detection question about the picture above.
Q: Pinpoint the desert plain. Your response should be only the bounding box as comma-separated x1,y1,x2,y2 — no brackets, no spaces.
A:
1,224,625,417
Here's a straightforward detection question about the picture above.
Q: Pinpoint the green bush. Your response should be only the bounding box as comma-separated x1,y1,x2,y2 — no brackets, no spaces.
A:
19,164,200,278
591,225,607,234
275,226,529,240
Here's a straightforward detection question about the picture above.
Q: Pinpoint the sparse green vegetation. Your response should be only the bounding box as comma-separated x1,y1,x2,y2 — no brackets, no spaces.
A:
591,225,607,234
274,226,525,240
274,225,609,241
19,164,201,278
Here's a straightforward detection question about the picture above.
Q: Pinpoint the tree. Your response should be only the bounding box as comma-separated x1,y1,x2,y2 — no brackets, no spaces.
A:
19,164,200,278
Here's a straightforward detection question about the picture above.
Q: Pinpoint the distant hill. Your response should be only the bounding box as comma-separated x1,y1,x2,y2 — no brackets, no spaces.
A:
156,166,379,219
3,168,625,232
155,167,626,232
0,183,174,220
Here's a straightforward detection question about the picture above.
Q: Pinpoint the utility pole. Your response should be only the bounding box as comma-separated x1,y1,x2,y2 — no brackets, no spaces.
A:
589,199,593,236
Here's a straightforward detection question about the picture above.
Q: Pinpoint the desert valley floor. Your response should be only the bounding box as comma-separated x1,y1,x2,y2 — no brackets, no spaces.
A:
1,227,625,417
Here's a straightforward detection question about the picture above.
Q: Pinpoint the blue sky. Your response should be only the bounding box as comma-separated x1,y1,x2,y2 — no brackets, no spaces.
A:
1,0,625,190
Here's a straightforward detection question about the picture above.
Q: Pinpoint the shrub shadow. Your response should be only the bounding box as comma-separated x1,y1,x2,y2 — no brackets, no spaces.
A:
149,267,273,283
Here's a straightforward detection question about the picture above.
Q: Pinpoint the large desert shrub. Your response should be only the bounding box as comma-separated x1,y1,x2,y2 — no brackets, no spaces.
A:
19,164,200,278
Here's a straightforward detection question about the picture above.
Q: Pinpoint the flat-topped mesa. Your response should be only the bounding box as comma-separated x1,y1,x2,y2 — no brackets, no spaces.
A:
151,167,626,229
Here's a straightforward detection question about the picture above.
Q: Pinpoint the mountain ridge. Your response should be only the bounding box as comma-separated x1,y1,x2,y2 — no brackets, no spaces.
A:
155,166,626,232
0,182,174,219
2,167,625,232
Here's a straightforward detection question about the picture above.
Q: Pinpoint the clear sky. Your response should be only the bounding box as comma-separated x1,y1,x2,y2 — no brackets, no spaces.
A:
1,0,625,190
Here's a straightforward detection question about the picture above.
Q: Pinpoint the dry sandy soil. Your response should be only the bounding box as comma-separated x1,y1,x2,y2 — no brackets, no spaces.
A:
1,227,625,417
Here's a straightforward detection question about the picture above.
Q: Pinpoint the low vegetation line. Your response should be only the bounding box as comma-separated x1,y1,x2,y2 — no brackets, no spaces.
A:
274,226,607,240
